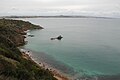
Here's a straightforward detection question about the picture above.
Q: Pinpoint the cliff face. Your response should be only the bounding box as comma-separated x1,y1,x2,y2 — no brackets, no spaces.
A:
0,19,56,80
0,19,43,46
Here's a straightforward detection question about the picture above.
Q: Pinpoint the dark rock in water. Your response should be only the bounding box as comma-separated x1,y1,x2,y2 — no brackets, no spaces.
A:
57,35,63,40
51,35,63,40
51,38,56,40
28,35,34,37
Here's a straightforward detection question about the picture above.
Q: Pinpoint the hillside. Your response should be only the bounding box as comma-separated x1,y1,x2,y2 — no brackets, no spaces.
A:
0,19,57,80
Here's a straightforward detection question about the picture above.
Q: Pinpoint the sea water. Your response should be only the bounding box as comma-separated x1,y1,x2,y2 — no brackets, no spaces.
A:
20,18,120,79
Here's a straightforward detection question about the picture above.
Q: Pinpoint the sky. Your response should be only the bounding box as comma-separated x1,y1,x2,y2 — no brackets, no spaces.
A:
0,0,120,17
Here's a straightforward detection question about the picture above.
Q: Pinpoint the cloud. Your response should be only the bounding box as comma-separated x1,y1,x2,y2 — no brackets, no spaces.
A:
0,0,120,17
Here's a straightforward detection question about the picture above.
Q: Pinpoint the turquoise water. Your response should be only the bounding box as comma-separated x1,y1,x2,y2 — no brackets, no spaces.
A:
22,18,120,79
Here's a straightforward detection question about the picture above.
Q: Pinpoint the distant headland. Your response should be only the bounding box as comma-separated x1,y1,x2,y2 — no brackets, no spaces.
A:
0,15,113,19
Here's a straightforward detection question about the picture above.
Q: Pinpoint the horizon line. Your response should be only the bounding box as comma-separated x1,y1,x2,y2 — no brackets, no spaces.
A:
0,15,116,19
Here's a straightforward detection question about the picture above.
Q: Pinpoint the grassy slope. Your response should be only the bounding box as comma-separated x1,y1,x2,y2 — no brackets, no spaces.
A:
0,19,56,80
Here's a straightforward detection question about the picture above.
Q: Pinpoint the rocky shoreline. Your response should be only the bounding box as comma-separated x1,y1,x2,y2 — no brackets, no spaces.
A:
0,18,57,80
17,19,70,80
20,49,70,80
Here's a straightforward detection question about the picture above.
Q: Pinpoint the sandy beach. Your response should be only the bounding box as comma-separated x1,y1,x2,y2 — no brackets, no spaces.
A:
20,49,70,80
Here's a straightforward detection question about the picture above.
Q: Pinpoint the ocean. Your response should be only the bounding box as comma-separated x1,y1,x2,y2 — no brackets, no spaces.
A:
19,18,120,80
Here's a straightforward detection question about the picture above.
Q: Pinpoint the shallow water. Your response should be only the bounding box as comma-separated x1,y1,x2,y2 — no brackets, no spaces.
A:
20,18,120,79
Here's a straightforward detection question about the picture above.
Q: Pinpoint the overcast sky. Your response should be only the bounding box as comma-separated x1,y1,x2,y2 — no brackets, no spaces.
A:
0,0,120,17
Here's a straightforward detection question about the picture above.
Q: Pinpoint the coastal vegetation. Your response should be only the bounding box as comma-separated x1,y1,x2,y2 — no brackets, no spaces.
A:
0,19,56,80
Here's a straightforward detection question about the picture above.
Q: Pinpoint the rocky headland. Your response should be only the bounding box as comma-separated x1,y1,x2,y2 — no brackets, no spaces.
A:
0,18,57,80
